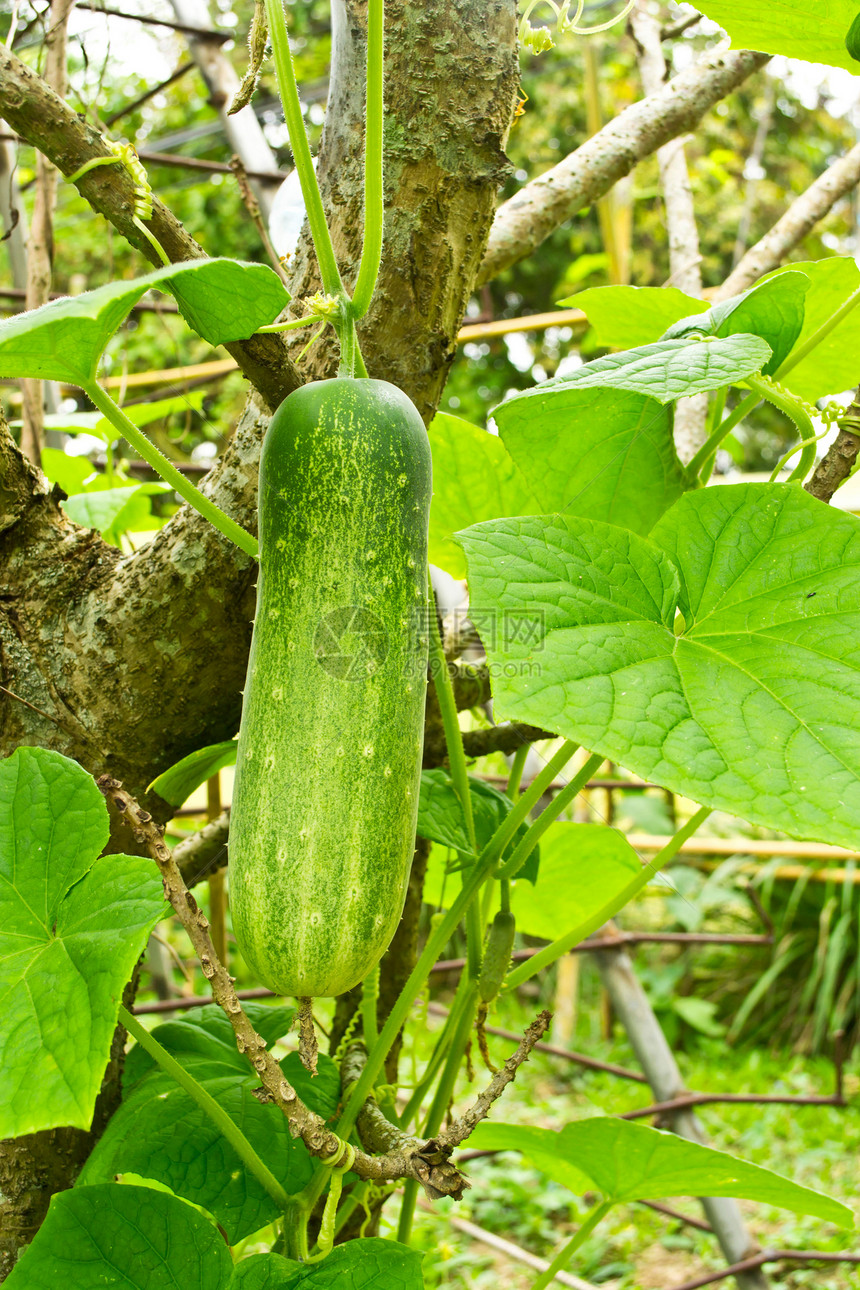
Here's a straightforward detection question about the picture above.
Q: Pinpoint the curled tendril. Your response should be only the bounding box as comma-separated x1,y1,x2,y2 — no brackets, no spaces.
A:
67,139,170,266
518,0,635,51
307,1140,357,1262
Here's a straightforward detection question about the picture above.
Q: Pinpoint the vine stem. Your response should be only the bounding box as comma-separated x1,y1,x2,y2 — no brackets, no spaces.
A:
350,0,384,319
397,969,473,1128
531,1201,615,1290
689,284,860,480
397,981,480,1245
264,0,343,300
506,743,530,800
495,751,604,881
505,805,712,989
325,743,580,1154
85,382,259,558
118,1005,292,1212
428,577,477,852
745,372,816,481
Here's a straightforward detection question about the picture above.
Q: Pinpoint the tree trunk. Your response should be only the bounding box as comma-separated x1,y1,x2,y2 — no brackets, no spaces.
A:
287,0,520,421
0,1,520,1257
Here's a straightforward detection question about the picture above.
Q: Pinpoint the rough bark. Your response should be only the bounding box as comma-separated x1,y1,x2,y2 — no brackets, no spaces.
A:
479,47,769,285
20,0,74,466
0,398,263,808
0,1,520,804
287,0,520,421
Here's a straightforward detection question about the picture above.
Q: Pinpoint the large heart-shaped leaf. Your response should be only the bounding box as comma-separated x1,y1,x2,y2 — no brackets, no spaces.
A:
422,820,640,940
4,1184,232,1289
0,748,165,1136
467,1118,852,1225
663,271,808,376
0,259,289,386
122,1002,298,1087
512,335,772,404
459,483,860,848
83,1006,339,1243
506,822,641,941
695,1,860,75
227,1240,425,1289
428,413,541,578
769,258,860,401
494,384,687,536
559,285,707,349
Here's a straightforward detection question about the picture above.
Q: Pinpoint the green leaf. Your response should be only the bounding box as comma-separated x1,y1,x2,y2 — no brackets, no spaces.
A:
417,770,540,882
38,392,206,447
123,1001,297,1086
495,385,687,537
83,1007,340,1243
521,335,772,404
671,996,726,1037
506,822,641,941
40,447,97,494
695,1,860,74
663,271,808,376
0,260,289,386
459,482,860,849
768,258,860,401
0,747,165,1136
468,1118,852,1225
228,1240,425,1289
422,820,638,938
166,260,291,347
460,1122,594,1194
561,285,707,349
148,740,239,807
62,482,170,538
428,413,540,578
429,372,705,575
4,1183,232,1289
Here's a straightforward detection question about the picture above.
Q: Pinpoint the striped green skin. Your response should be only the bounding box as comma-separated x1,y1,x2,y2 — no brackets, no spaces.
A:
230,378,432,999
478,911,516,1004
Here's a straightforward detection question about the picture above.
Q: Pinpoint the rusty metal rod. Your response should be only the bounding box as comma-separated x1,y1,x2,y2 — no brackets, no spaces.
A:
667,1249,860,1290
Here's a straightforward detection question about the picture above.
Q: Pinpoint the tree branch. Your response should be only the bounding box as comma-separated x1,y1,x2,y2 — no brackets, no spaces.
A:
20,0,74,467
630,1,708,462
714,139,860,301
174,811,230,886
479,46,768,285
0,43,300,410
804,390,860,503
338,1009,552,1197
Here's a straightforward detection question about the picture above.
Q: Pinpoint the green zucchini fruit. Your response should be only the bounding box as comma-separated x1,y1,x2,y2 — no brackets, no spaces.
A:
230,377,432,998
479,910,517,1004
846,11,860,61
